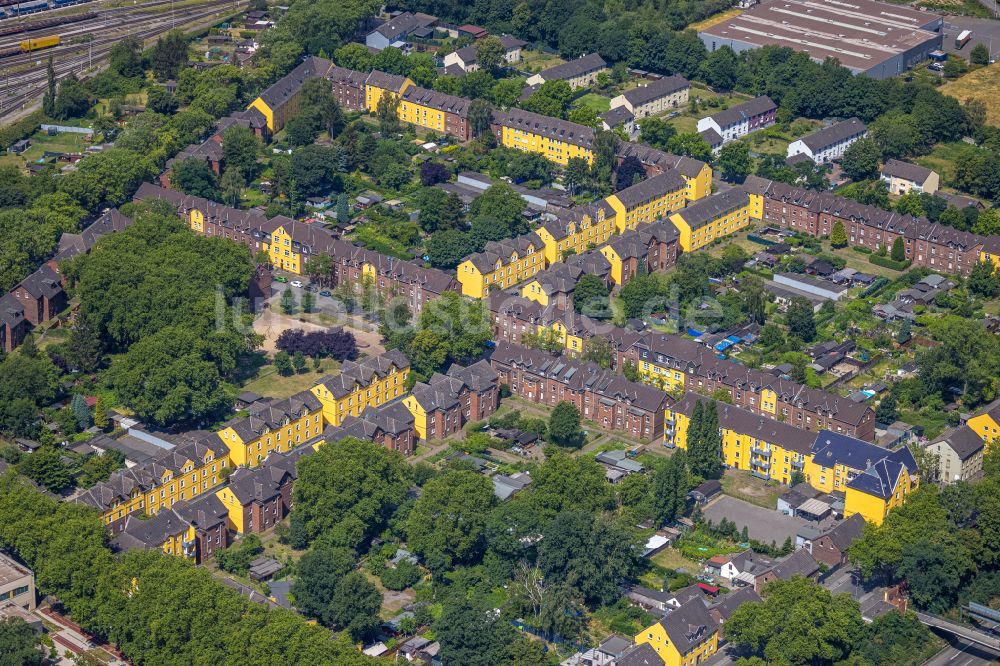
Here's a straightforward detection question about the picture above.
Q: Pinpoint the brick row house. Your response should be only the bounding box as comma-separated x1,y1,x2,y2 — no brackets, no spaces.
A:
619,332,876,440
403,361,500,440
490,341,669,441
134,183,458,314
321,400,417,456
742,176,994,277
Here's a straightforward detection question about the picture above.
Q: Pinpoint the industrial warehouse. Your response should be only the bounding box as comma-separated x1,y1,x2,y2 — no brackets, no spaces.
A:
698,0,944,79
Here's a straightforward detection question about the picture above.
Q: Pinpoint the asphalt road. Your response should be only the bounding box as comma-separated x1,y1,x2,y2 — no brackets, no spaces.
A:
922,637,999,666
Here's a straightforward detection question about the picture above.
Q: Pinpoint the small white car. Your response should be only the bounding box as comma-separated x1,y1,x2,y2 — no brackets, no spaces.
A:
290,280,303,288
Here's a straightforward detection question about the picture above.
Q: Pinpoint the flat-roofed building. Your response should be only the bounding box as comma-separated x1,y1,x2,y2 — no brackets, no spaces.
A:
0,552,35,610
698,0,944,79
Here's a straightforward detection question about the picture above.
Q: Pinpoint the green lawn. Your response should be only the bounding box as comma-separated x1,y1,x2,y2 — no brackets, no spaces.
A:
650,547,701,574
241,359,340,400
574,93,611,114
521,49,565,74
913,141,973,184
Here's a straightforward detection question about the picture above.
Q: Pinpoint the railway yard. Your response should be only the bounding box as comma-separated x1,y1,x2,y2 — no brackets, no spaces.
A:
0,0,246,123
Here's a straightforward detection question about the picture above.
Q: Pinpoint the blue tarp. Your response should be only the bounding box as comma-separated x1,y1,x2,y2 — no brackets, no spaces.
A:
725,335,742,344
714,340,735,352
687,328,704,337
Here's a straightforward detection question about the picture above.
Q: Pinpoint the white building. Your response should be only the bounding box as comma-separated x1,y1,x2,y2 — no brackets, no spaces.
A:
786,118,867,164
442,34,527,72
609,75,690,119
696,96,776,145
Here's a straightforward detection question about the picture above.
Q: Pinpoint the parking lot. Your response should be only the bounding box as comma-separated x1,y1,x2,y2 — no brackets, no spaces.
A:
940,16,1000,59
701,495,835,545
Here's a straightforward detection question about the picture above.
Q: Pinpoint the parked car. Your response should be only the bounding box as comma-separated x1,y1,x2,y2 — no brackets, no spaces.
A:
290,280,303,288
319,290,332,297
274,276,288,283
305,283,318,292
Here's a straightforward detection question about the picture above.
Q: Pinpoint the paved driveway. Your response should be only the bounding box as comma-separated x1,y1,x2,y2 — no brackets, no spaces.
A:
701,495,833,546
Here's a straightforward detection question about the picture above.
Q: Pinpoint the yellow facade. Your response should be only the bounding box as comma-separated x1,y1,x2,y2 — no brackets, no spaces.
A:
599,246,625,286
535,211,615,265
667,410,803,485
636,359,687,393
844,466,916,525
670,192,762,252
804,456,862,494
267,225,302,274
544,321,585,354
635,620,718,666
219,409,324,468
402,395,428,440
683,164,714,202
398,99,451,134
161,524,197,559
606,188,686,234
979,248,1000,270
365,77,414,113
498,125,594,166
966,410,1000,449
310,364,409,427
247,97,275,132
215,486,246,534
100,453,231,526
520,279,550,305
456,243,546,298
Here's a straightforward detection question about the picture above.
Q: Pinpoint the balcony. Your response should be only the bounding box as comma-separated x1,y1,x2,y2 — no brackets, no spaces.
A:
750,446,769,456
791,460,804,470
750,470,770,481
751,460,770,471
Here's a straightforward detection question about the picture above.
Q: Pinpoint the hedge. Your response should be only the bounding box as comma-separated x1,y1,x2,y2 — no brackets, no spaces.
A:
870,255,912,271
0,111,45,151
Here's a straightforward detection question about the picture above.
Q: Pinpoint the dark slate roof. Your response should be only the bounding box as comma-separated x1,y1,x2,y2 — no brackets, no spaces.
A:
615,142,708,179
401,85,469,117
934,425,985,461
811,430,907,472
672,393,815,455
535,53,607,81
821,513,865,551
632,334,872,427
674,189,750,230
55,209,133,261
315,350,411,400
846,458,904,499
699,127,723,148
741,176,986,253
711,586,762,621
656,598,716,655
226,462,292,505
769,549,819,580
16,265,62,300
258,56,331,111
372,12,436,40
492,341,668,414
601,106,634,129
623,75,690,107
881,159,933,184
366,70,411,93
327,65,369,86
708,96,776,129
617,643,663,666
798,118,866,152
463,232,544,274
224,390,323,442
492,108,595,150
614,170,688,209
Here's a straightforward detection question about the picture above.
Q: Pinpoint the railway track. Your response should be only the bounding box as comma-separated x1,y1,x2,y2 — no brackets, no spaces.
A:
0,1,244,120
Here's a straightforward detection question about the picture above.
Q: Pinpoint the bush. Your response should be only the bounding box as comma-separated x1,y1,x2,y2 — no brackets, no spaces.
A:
380,560,422,590
852,246,873,255
216,534,264,574
870,255,912,271
0,112,43,150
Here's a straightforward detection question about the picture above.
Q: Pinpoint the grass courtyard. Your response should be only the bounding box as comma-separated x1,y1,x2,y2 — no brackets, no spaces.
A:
941,62,1000,126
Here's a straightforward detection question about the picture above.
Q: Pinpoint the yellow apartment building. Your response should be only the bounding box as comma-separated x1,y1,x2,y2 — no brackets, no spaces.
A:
310,349,411,426
397,86,471,140
965,399,1000,449
535,202,617,264
217,390,325,467
364,71,414,113
246,56,332,132
668,189,762,252
78,434,232,528
492,108,595,165
456,232,546,298
666,393,814,485
606,170,689,233
635,599,719,666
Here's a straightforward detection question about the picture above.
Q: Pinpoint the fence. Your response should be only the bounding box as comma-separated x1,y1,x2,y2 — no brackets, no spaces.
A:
41,124,93,135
